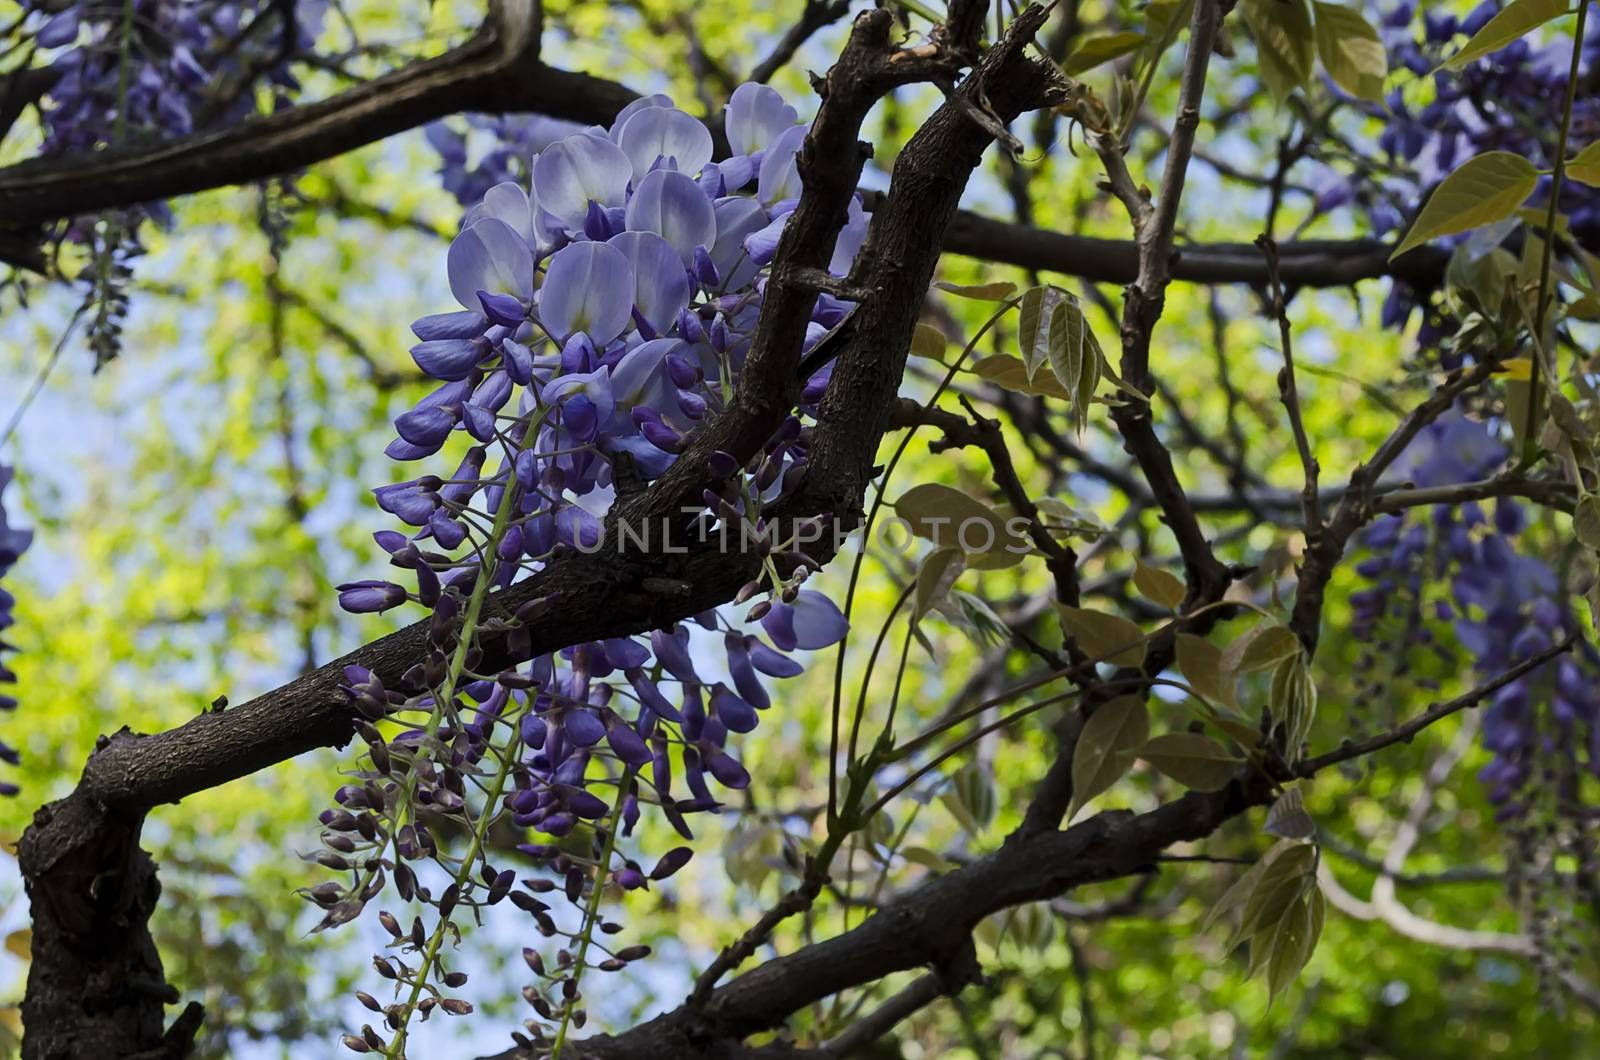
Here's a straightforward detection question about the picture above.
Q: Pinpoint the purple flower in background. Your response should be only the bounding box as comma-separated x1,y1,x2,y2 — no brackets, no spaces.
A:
24,0,326,159
1325,4,1600,355
1350,410,1599,817
0,464,34,796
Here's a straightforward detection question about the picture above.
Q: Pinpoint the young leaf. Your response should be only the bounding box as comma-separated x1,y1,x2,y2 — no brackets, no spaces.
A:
1018,285,1067,380
894,483,1028,569
1569,141,1600,187
1045,294,1087,400
1440,0,1573,71
1312,2,1387,101
1242,0,1315,102
1177,633,1239,710
935,279,1017,301
1137,732,1240,791
1132,558,1187,610
1067,696,1150,821
1227,621,1301,674
1064,31,1147,75
1269,652,1319,757
1266,889,1322,1001
1263,786,1316,840
914,547,967,621
1390,151,1540,260
1231,843,1316,950
1203,839,1296,932
909,322,949,362
1057,605,1148,668
971,354,1075,400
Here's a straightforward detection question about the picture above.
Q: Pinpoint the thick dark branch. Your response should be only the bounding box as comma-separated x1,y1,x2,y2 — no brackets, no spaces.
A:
0,0,632,227
568,777,1272,1059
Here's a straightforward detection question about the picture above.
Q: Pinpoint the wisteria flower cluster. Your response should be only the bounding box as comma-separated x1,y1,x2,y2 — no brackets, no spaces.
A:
1316,1,1600,349
1350,411,1600,817
425,114,582,210
23,0,325,164
321,84,861,1054
0,464,33,797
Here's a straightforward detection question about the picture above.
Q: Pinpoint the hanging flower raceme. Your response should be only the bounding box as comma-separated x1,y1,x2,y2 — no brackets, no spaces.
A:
1349,411,1600,820
22,0,326,157
322,83,861,1055
0,464,34,797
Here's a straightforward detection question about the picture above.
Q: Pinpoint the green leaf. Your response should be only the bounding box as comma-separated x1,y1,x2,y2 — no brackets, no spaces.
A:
1570,141,1600,187
1203,839,1296,932
1227,621,1302,674
914,547,967,621
909,322,949,362
1574,494,1600,550
1057,604,1148,668
1242,0,1315,102
894,483,1028,570
1440,0,1573,71
1045,294,1087,401
942,762,997,835
1137,732,1240,791
1132,558,1187,610
1232,843,1316,951
1064,31,1148,75
1177,633,1239,710
972,354,1075,400
935,279,1017,301
1312,2,1387,100
1267,889,1323,1001
1067,696,1150,821
1391,151,1540,260
1018,285,1067,380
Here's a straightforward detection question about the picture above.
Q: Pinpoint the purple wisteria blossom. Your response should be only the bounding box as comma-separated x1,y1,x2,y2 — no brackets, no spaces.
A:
23,0,326,162
1351,412,1600,817
0,464,34,796
323,84,862,1048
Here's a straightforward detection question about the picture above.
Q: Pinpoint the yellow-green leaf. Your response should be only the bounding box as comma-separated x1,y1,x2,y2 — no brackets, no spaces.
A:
971,354,1075,400
1137,732,1240,791
1391,151,1539,260
909,322,949,362
1057,604,1148,668
894,483,1028,569
935,279,1018,301
1067,696,1150,821
1570,141,1600,188
1132,558,1187,610
1312,2,1386,100
1232,843,1316,950
1177,633,1239,710
1441,0,1573,71
1242,0,1315,102
1064,31,1148,75
1227,621,1302,674
914,547,967,621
